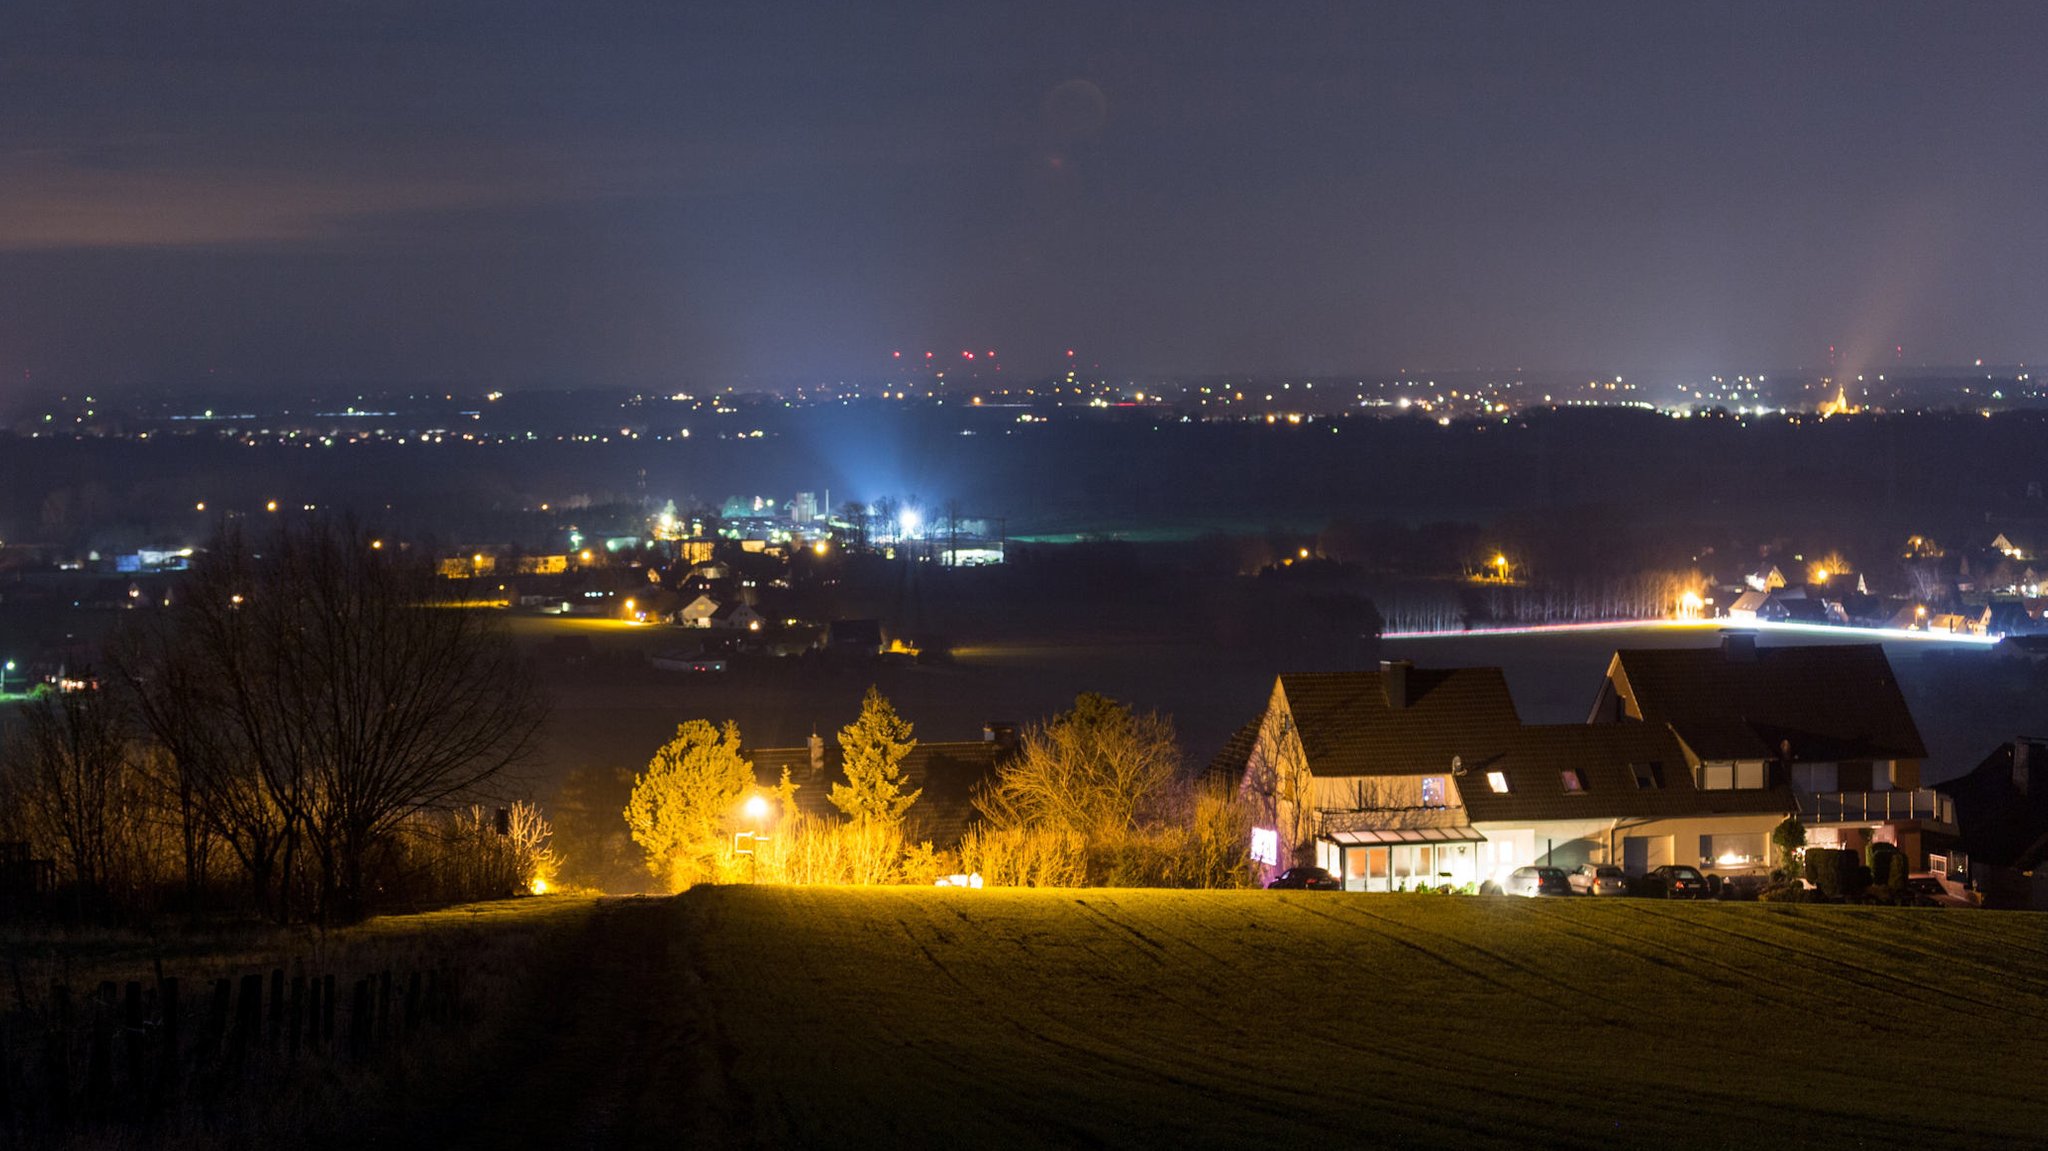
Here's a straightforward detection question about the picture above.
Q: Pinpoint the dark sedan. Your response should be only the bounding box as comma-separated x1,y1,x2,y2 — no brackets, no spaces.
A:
1267,866,1342,890
1649,864,1712,899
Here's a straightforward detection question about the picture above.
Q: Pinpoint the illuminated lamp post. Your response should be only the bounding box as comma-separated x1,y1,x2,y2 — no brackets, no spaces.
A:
1493,554,1509,582
734,794,774,883
1,659,14,697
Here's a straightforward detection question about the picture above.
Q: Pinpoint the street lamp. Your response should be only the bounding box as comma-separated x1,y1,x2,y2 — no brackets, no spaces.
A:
734,794,775,882
1,659,14,696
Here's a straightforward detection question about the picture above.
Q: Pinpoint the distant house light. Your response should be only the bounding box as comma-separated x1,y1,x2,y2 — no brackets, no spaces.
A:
1486,771,1510,794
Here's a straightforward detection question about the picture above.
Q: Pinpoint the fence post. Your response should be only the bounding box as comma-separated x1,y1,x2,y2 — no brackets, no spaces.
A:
155,977,180,1103
122,981,143,1110
230,973,262,1072
268,969,284,1050
320,975,336,1051
404,971,421,1035
0,1012,12,1126
305,977,322,1054
349,979,372,1063
377,970,392,1047
287,974,305,1058
86,1006,113,1120
205,979,230,1063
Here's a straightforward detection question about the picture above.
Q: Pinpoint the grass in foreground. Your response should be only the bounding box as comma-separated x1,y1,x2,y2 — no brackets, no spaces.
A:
661,888,2048,1149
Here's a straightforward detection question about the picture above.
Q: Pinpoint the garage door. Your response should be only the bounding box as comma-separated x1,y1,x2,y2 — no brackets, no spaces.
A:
1622,835,1673,875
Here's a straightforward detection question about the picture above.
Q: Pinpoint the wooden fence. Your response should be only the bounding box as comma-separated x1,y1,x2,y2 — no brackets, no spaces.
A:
0,960,472,1139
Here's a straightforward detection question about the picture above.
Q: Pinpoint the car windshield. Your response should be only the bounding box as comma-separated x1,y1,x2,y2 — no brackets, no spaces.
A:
1595,867,1623,877
1906,878,1940,892
1536,868,1565,879
1666,867,1703,880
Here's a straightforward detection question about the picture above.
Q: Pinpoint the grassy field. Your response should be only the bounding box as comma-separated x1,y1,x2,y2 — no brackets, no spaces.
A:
633,888,2047,1148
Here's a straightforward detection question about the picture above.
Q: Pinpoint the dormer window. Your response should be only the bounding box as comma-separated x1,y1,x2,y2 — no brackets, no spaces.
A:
1630,761,1664,789
1486,771,1510,794
1420,775,1447,808
1560,769,1584,793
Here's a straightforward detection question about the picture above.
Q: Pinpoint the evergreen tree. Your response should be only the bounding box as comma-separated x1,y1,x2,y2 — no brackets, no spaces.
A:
624,720,756,891
829,686,920,825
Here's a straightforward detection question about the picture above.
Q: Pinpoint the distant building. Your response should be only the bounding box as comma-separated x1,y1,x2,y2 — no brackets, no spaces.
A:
1934,737,2048,909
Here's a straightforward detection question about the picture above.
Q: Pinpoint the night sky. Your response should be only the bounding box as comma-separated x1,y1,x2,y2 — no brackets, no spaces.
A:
4,2,2045,392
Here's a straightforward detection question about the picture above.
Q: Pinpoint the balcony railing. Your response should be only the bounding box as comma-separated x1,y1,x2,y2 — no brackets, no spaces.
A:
1796,788,1955,827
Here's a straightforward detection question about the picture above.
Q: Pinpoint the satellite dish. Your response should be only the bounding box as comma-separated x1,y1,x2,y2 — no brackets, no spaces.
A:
1451,755,1465,776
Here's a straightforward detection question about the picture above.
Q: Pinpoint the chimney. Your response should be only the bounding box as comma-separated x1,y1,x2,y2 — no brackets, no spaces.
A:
808,729,824,773
2016,738,2036,796
1380,659,1413,709
1720,631,1758,663
984,721,1019,751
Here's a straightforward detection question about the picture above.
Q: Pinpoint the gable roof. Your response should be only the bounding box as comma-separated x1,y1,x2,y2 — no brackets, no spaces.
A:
1276,667,1520,779
747,739,1005,851
1457,723,1791,824
1608,643,1927,763
1933,738,2048,866
1205,720,1261,788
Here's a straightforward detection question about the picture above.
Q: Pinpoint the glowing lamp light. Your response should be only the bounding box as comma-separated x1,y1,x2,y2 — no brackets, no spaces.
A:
265,500,279,513
743,794,772,823
813,540,829,556
529,877,550,895
1249,827,1279,866
899,509,921,538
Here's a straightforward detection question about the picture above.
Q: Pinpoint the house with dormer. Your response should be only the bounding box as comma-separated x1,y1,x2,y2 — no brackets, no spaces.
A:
1234,659,1796,890
1226,637,1947,890
1590,634,1952,867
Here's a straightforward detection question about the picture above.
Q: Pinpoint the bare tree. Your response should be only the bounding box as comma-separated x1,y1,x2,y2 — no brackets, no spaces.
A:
872,496,901,546
117,519,545,922
2,687,142,902
942,498,964,566
836,501,869,552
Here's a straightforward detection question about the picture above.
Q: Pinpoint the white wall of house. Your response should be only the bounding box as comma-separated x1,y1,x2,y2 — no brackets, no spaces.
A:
1470,819,1617,878
1605,813,1784,876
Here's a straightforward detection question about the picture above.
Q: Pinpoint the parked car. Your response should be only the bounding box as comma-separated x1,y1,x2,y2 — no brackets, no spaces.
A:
1567,864,1628,896
1648,864,1711,899
1267,867,1341,891
1503,866,1571,897
1906,872,1977,908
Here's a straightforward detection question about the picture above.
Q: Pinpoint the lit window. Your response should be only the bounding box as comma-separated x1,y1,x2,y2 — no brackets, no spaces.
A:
1250,827,1279,866
1630,762,1664,789
1560,769,1584,793
1486,771,1510,794
1420,775,1446,807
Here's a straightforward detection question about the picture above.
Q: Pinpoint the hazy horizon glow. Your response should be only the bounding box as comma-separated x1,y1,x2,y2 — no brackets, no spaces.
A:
4,2,2047,394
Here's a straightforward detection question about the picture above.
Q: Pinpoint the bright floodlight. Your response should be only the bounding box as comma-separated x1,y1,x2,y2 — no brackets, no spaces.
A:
899,509,921,538
743,794,771,822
